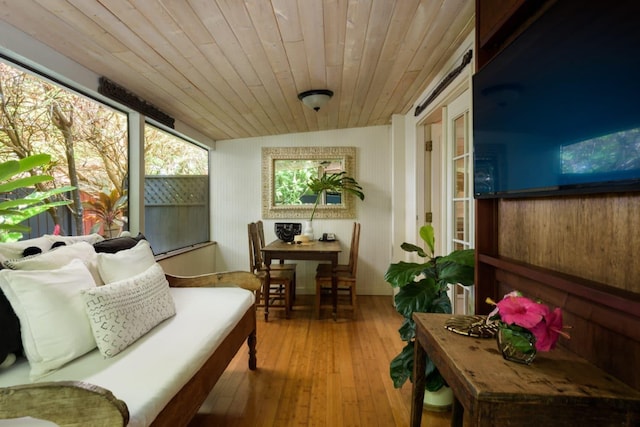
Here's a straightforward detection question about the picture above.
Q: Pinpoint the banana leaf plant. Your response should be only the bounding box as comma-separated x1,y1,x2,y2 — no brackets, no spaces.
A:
0,154,74,242
385,224,475,392
306,171,365,221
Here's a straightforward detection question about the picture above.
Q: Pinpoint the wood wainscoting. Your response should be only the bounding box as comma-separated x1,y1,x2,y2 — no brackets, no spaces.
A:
188,296,450,427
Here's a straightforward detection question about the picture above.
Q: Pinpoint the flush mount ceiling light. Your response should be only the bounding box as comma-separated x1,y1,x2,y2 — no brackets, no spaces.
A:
297,89,334,111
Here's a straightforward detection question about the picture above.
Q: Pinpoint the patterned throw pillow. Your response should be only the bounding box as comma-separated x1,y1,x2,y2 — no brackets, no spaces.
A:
82,263,176,357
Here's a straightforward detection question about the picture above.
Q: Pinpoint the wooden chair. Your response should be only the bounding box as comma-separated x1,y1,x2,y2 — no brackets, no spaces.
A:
248,222,294,321
315,222,360,319
316,221,359,275
256,220,297,301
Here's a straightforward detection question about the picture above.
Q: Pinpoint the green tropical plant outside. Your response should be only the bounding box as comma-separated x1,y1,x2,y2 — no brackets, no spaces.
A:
306,171,365,221
385,224,475,392
82,188,128,238
0,154,74,242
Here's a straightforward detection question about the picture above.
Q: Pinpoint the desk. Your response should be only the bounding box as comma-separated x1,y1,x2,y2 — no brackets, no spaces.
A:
411,313,640,427
262,239,342,319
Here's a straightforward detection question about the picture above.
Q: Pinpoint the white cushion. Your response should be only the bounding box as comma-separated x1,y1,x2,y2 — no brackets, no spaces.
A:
82,263,175,357
44,233,105,246
0,237,53,262
97,239,156,284
0,259,97,379
3,242,102,286
0,287,255,427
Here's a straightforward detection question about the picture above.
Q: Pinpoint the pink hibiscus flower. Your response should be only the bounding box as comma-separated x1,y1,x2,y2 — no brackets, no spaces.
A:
530,307,564,351
495,295,547,329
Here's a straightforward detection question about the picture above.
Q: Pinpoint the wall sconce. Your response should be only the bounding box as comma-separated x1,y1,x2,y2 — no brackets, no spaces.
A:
298,89,334,111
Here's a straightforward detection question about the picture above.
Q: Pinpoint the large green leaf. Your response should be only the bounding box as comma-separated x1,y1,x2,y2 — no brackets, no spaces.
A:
435,260,475,287
393,279,439,318
398,317,416,342
384,261,428,288
399,242,428,258
419,224,435,256
390,342,414,388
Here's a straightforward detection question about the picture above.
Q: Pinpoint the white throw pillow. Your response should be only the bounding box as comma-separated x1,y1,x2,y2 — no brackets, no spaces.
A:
0,259,97,379
82,263,175,357
97,239,156,284
44,233,104,246
0,237,53,263
3,242,102,286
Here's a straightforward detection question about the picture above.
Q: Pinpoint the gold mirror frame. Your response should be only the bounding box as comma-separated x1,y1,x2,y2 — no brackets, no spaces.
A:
262,146,357,219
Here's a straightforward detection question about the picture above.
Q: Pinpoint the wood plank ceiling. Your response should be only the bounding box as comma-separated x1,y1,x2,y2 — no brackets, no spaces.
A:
0,0,474,142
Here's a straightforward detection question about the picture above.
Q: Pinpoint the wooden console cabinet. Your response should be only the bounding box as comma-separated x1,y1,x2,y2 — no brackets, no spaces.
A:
410,314,640,427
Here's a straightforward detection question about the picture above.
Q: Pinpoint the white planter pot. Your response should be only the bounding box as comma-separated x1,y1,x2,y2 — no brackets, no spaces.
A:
423,385,453,412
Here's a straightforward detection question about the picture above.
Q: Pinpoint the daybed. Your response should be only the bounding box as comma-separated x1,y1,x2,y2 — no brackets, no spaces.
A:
0,234,260,426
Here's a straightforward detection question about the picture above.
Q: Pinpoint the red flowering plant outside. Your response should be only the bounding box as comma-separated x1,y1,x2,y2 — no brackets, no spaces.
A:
487,291,571,353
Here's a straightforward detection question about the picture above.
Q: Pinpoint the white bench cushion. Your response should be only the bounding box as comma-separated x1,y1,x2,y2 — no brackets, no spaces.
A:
0,287,255,427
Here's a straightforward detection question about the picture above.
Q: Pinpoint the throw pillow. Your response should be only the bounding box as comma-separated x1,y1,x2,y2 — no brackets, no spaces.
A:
97,239,156,284
44,233,105,246
82,263,175,357
0,259,97,379
0,288,22,367
3,242,102,286
0,237,53,264
93,232,146,254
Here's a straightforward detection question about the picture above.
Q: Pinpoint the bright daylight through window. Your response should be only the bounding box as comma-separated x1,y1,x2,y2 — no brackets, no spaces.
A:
0,60,210,254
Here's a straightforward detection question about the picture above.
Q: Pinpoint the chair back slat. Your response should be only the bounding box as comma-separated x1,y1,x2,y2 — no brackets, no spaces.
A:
348,222,361,276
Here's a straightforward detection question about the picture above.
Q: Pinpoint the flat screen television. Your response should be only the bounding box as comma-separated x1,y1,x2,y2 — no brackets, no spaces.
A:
473,0,640,198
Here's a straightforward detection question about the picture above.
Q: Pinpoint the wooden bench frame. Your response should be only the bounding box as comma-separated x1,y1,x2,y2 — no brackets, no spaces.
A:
0,271,260,427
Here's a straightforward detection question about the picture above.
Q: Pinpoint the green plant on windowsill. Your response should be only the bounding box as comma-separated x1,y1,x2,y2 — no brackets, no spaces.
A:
385,224,475,393
0,153,74,242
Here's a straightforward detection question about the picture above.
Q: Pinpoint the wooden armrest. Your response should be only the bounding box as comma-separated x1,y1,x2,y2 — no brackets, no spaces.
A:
0,381,129,426
165,271,262,292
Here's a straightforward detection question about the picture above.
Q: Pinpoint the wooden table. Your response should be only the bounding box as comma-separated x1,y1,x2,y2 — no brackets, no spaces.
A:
261,239,342,319
411,313,640,427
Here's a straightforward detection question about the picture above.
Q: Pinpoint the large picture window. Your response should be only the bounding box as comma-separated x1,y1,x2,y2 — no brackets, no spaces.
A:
0,61,128,240
144,124,209,254
0,59,211,255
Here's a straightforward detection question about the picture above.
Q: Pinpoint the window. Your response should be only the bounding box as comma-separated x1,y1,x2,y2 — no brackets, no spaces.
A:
144,124,209,254
0,58,211,253
0,61,128,240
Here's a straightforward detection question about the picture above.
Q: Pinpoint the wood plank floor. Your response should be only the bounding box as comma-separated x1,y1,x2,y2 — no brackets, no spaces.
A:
188,295,451,427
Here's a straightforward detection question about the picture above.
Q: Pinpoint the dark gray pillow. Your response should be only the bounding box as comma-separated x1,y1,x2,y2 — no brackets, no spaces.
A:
93,233,146,254
0,289,22,364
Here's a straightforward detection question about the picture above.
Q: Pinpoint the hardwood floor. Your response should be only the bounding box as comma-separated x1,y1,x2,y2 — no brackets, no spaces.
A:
188,295,451,427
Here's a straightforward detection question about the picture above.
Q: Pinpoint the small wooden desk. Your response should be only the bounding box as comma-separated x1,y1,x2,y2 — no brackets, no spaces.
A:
262,239,341,319
411,313,640,427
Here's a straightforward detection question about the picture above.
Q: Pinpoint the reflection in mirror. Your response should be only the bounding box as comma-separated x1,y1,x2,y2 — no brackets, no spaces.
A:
274,158,345,206
262,147,357,219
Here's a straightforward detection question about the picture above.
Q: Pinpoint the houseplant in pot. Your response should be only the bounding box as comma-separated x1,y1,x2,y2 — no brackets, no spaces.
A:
82,188,128,238
304,171,364,239
384,224,474,409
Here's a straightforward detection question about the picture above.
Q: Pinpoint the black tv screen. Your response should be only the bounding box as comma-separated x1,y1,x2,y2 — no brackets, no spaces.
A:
473,0,640,198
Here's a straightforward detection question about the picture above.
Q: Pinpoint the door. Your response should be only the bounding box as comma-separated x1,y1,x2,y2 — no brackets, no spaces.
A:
445,90,474,314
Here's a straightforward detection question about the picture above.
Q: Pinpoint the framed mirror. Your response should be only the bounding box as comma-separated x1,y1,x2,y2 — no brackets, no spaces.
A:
262,146,357,219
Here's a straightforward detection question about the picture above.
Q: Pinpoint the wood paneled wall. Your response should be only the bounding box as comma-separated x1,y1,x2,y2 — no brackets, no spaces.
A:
498,193,640,293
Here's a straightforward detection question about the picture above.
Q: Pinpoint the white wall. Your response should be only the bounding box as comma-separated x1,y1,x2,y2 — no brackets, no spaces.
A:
212,126,392,295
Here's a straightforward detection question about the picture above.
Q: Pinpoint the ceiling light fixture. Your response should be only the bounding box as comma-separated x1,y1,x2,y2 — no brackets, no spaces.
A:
297,89,334,111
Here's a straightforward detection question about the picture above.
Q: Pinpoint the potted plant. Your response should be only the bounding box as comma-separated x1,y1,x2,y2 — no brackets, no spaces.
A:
384,224,474,408
0,153,74,242
304,171,364,239
83,188,128,238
